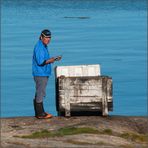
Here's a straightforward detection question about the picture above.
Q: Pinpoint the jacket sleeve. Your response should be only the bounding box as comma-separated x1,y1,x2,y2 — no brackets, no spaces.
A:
34,45,46,66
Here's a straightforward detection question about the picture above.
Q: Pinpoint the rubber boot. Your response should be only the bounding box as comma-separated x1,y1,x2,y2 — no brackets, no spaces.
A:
34,100,52,119
34,99,46,116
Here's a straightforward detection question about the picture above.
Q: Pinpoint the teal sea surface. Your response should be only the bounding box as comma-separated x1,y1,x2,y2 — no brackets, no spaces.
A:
1,0,147,117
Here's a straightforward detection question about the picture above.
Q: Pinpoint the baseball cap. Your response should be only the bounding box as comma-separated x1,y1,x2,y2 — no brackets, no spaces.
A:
41,29,51,38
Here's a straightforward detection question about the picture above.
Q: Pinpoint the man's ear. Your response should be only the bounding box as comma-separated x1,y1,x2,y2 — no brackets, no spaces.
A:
41,36,43,40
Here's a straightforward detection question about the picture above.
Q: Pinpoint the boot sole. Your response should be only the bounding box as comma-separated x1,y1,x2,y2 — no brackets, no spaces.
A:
35,115,52,119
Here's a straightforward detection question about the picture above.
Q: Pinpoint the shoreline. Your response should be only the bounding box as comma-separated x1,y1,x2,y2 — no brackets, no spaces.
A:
1,116,148,148
1,114,148,119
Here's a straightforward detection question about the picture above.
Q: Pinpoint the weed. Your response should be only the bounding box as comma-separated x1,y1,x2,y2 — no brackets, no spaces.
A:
18,127,99,139
120,132,148,143
101,129,113,135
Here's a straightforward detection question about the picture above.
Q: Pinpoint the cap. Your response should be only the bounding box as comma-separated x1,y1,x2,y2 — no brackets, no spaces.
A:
41,29,51,38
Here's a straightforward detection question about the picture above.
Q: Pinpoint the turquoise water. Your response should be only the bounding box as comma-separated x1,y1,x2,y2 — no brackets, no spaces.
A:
1,0,147,117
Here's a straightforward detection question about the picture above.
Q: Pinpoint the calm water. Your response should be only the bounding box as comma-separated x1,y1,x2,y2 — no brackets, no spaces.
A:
1,0,147,117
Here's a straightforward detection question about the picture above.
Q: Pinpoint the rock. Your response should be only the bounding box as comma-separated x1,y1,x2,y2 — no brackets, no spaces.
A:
1,116,148,148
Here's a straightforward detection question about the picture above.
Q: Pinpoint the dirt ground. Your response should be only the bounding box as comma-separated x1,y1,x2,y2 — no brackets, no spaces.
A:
1,116,148,148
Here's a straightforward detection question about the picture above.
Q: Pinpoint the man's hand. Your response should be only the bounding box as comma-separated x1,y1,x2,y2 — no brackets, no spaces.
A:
45,56,62,65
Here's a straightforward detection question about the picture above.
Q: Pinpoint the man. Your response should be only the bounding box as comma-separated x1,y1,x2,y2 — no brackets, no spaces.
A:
32,29,61,119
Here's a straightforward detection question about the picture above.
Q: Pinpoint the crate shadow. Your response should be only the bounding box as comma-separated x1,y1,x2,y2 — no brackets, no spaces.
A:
58,111,103,116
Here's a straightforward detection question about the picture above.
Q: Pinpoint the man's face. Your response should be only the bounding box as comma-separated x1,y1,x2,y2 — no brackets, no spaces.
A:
42,37,51,45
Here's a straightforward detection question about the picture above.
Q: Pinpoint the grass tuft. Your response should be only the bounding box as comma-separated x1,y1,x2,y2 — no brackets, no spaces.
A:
19,127,99,139
21,129,53,138
120,132,148,143
57,127,99,135
101,129,113,135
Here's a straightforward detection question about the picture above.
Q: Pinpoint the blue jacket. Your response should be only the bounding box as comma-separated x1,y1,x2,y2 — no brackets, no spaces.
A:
32,40,51,76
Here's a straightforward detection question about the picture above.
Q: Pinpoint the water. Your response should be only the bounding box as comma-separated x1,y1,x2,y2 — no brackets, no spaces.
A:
1,0,147,117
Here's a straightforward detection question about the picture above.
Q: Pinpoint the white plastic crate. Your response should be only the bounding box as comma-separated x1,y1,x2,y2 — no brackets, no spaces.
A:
55,64,101,77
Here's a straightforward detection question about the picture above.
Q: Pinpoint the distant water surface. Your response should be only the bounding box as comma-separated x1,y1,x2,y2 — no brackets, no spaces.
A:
1,0,147,117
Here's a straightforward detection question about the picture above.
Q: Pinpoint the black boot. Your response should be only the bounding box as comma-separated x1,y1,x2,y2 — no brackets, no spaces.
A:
34,100,52,119
33,99,46,116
